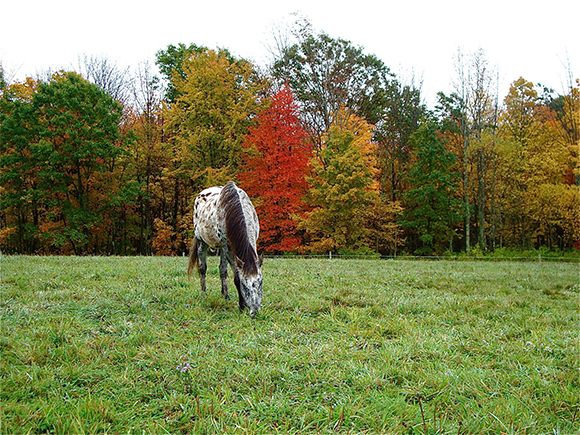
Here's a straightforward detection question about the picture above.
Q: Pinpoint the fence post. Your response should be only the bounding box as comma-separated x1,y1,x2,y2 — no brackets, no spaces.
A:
329,251,332,260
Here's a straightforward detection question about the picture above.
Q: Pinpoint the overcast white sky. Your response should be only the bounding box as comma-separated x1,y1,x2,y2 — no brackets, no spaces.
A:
1,0,577,107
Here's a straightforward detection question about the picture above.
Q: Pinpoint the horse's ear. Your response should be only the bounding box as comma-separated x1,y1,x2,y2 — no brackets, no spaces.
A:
258,252,264,267
235,255,245,269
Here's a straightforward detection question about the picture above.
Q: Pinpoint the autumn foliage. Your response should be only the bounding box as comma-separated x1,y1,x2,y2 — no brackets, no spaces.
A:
1,37,578,256
238,85,311,253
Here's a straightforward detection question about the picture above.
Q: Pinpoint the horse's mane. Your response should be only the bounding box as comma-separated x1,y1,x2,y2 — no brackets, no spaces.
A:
220,182,259,276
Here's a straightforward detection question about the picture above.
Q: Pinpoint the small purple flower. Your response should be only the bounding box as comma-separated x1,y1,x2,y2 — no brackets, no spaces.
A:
177,362,193,373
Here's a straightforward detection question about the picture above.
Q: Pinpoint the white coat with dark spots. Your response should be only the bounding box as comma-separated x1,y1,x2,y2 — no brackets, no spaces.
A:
188,182,263,317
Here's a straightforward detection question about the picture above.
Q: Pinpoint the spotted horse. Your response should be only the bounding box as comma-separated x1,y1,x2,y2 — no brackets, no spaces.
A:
188,181,263,317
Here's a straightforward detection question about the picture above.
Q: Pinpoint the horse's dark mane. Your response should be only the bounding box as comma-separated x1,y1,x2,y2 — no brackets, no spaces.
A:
220,182,258,276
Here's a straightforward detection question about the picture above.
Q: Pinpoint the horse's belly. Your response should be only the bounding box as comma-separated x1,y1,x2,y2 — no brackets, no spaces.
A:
196,225,221,248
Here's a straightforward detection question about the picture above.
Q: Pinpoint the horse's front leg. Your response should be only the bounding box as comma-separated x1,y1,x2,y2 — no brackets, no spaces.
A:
233,270,247,312
227,257,247,312
197,241,209,293
219,249,230,300
224,248,246,312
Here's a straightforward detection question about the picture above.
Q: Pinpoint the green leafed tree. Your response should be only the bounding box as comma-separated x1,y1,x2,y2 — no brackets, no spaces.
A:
376,79,426,201
401,121,462,255
1,72,122,254
155,43,208,103
0,78,41,252
0,64,6,90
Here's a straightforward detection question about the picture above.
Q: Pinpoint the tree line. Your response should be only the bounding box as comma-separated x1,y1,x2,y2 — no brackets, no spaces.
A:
1,28,578,256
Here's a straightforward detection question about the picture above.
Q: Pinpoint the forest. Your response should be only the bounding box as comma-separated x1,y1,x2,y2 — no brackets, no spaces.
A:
1,28,578,256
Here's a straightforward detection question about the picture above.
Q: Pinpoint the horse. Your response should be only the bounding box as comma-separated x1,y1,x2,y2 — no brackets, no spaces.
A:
188,181,263,317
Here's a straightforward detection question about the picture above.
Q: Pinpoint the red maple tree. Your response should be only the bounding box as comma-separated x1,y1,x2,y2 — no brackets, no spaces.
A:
239,84,311,253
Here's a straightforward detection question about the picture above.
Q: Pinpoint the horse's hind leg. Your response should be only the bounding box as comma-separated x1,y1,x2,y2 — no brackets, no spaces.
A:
197,241,209,293
219,249,230,300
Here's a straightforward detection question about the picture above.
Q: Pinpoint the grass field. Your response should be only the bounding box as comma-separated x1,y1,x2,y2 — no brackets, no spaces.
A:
1,255,578,434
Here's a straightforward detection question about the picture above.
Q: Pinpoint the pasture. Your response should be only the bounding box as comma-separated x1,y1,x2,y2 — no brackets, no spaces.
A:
1,255,578,434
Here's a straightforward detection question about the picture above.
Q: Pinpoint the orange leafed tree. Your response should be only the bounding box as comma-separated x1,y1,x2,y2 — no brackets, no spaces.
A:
239,85,311,253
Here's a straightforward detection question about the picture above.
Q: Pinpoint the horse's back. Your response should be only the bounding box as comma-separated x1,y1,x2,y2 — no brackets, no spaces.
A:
193,186,223,248
194,182,259,249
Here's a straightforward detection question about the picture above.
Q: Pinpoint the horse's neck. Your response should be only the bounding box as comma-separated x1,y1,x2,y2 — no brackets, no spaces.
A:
241,206,258,245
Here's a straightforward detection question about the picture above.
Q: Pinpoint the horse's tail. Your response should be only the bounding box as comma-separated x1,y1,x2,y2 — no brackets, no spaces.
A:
187,237,198,278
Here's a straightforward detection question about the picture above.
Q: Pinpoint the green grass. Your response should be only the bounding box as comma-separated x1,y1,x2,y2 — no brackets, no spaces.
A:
1,256,578,434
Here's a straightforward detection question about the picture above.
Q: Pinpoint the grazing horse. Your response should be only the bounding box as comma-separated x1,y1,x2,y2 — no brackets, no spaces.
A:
188,181,263,317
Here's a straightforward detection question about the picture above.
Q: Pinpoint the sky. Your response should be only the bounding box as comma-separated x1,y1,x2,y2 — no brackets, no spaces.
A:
1,0,578,107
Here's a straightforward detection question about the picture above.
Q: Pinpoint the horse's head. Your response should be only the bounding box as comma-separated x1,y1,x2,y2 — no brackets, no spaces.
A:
236,254,263,318
242,272,263,318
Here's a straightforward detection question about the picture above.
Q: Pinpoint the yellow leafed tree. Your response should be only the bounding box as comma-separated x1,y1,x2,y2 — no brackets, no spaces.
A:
498,77,579,249
167,48,267,190
300,108,401,254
